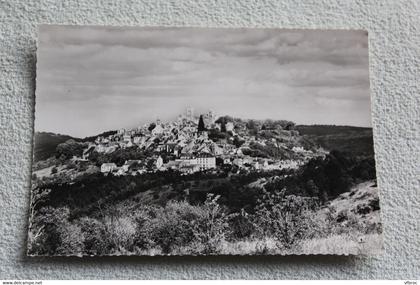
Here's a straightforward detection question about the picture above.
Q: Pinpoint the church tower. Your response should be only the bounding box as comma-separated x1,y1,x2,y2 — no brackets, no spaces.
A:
186,107,194,121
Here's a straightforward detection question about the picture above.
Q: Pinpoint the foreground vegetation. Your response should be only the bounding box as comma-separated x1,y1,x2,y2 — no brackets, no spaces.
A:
28,151,381,256
28,182,381,256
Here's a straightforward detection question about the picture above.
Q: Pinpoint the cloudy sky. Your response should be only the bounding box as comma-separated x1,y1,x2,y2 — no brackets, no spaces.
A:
36,25,371,137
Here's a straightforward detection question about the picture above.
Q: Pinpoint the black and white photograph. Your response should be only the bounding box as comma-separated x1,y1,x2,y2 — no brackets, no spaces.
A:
28,25,382,256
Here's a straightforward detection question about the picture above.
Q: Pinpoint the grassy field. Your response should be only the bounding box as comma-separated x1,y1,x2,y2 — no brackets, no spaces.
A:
184,233,383,256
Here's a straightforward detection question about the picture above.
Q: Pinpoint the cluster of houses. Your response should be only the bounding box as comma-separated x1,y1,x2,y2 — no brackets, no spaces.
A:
100,154,217,176
80,108,319,176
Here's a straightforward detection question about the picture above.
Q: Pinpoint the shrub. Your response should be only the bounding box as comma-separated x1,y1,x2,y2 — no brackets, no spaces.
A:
131,206,157,251
102,214,137,254
190,194,231,254
228,209,255,240
28,206,85,256
319,205,382,238
56,223,85,255
145,201,198,254
136,194,231,255
253,189,318,249
77,217,108,255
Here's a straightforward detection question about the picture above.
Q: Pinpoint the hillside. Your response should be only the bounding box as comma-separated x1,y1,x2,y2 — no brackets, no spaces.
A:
318,180,380,228
298,180,382,255
33,130,117,162
296,125,374,157
33,132,77,162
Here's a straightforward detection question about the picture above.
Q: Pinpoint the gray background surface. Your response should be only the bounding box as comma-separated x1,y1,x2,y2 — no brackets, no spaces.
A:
0,0,419,279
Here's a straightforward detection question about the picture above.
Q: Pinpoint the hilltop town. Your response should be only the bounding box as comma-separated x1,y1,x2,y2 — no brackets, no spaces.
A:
60,107,325,178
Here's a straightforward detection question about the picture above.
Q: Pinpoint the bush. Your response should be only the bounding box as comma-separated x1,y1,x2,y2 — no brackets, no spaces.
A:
253,189,318,249
127,194,232,255
228,209,255,240
145,201,197,254
102,215,137,254
190,194,231,254
56,223,85,255
28,206,85,256
77,217,108,255
318,205,382,238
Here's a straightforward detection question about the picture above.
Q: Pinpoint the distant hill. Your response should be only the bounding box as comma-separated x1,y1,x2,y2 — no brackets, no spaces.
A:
80,130,117,143
33,132,78,162
295,125,374,157
33,130,117,162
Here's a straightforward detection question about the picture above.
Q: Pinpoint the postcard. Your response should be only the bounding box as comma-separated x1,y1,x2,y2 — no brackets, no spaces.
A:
28,25,382,256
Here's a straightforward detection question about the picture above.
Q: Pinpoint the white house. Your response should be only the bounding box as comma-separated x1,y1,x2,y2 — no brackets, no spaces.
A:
223,157,232,165
236,148,244,156
101,163,117,173
225,122,234,132
180,164,200,174
156,156,164,169
116,168,126,176
152,124,164,135
279,160,299,170
133,136,142,144
175,155,215,171
211,143,223,155
196,156,216,170
199,131,209,139
233,158,244,167
253,161,260,170
96,144,118,154
263,160,269,168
